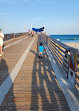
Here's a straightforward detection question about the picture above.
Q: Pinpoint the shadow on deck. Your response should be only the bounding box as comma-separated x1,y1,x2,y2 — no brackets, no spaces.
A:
0,59,16,110
30,49,70,111
0,35,70,110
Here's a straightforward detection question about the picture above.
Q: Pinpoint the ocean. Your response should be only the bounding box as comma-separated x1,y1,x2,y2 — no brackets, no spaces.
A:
50,35,79,43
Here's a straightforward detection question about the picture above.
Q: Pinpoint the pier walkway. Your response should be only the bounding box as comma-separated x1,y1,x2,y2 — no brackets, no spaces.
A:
0,34,78,110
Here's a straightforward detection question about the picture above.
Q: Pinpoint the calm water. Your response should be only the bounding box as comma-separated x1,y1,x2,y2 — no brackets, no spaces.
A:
50,35,79,43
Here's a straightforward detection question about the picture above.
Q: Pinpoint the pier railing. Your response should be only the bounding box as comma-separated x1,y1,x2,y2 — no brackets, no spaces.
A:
4,32,28,41
40,34,79,91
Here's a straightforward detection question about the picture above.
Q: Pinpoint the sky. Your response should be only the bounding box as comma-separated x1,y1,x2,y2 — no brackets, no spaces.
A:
0,0,79,34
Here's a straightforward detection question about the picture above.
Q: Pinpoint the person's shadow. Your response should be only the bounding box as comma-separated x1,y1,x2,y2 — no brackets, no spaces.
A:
0,59,16,110
30,49,37,56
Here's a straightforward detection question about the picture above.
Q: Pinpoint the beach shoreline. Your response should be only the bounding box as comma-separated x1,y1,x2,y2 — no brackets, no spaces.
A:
65,42,79,49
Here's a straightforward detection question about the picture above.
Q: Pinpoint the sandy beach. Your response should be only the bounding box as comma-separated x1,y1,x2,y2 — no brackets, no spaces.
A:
65,43,79,49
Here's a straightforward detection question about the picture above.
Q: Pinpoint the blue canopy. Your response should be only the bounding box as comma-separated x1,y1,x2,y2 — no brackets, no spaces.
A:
32,27,44,32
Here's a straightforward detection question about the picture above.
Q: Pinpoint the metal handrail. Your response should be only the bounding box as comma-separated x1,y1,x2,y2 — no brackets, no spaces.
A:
40,33,79,92
4,32,28,41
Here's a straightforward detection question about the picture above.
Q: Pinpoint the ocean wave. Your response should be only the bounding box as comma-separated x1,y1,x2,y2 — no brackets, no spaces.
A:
60,38,79,40
56,39,60,41
50,35,79,43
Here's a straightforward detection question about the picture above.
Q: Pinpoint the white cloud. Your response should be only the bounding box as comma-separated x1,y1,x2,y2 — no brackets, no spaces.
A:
0,13,10,20
0,13,9,16
32,17,43,22
0,0,42,3
0,0,29,3
19,0,29,2
36,0,40,1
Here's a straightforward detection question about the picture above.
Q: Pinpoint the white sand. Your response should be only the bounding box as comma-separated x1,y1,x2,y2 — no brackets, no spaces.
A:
65,43,79,49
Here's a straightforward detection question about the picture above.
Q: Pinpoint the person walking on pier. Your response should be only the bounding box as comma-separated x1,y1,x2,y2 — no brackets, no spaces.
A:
39,43,44,58
31,30,34,37
0,28,4,56
28,30,30,36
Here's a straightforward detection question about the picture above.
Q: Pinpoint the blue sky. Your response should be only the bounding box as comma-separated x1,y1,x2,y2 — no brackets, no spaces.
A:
0,0,79,34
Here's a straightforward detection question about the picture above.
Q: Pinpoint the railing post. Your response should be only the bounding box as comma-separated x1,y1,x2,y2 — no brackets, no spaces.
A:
68,49,77,85
41,33,79,91
11,33,14,39
6,35,8,40
65,49,70,78
14,33,15,39
75,52,79,91
46,36,48,44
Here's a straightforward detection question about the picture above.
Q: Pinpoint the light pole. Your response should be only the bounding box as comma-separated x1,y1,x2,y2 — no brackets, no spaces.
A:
31,25,32,31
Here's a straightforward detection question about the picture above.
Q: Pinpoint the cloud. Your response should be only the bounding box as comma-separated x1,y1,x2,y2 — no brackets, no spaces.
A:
36,0,40,1
0,0,42,3
19,0,29,2
32,17,43,22
0,13,9,16
0,13,10,19
0,0,30,3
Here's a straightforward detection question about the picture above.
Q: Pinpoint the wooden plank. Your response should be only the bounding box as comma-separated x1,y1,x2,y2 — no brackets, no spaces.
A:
0,35,70,111
76,66,79,72
49,46,69,68
51,41,70,58
75,79,79,87
75,72,79,80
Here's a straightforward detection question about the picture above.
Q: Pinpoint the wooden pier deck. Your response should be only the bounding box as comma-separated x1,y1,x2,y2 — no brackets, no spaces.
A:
0,34,70,110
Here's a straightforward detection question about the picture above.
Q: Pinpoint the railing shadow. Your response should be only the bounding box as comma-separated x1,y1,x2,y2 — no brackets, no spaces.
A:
0,59,16,110
30,49,38,56
30,49,70,110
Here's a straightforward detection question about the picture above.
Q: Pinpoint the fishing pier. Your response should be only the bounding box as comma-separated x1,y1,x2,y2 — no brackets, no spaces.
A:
0,33,79,111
